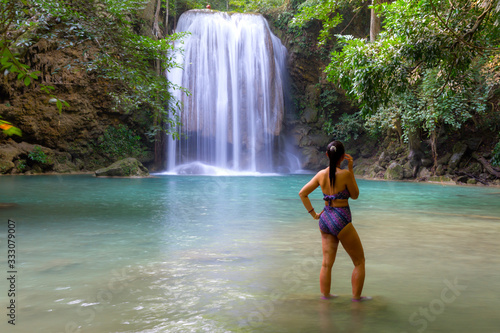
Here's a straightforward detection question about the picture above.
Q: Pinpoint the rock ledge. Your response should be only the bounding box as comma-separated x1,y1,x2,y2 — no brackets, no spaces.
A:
95,158,149,177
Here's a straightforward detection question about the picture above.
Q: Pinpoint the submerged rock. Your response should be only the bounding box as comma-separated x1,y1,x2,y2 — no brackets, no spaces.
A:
95,158,149,177
0,203,18,209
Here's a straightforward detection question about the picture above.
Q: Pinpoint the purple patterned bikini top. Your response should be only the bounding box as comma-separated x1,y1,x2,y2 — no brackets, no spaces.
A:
323,188,350,205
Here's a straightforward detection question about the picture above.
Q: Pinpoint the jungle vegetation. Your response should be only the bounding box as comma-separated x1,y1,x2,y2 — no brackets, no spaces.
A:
2,0,500,166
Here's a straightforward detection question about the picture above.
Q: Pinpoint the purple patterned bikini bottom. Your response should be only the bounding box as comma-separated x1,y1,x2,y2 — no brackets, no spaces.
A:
318,205,352,236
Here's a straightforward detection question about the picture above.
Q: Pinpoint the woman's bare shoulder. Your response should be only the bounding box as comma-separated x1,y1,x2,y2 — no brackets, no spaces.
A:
337,168,351,176
313,168,329,181
336,168,353,180
317,168,329,175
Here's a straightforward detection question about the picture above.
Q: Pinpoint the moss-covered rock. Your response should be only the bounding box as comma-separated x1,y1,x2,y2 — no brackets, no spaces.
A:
0,160,14,174
435,164,446,176
384,162,404,180
449,142,468,170
402,161,414,179
359,141,376,158
468,162,483,174
421,158,433,168
352,157,375,176
417,167,432,179
300,146,329,170
437,152,452,165
301,107,319,123
95,158,149,177
378,151,391,168
0,140,66,174
428,175,454,183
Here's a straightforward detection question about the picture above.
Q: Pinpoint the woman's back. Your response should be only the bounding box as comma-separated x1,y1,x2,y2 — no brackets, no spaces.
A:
317,167,358,206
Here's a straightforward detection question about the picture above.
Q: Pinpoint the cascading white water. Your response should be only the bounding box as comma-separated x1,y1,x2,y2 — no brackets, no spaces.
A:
166,10,293,174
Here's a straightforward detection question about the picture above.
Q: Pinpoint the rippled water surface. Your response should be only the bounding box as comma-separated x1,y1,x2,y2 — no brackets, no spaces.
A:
0,175,499,333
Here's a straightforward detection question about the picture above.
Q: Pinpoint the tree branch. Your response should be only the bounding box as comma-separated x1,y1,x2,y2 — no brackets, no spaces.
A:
429,0,499,52
0,2,16,37
472,152,500,178
462,0,494,42
339,1,368,35
152,0,163,39
408,60,424,74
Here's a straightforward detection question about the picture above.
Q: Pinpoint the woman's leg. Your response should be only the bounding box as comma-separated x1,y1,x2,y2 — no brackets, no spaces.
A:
338,223,365,299
320,231,339,297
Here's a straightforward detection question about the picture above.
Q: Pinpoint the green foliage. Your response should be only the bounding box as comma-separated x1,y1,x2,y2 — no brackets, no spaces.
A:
319,87,365,142
16,160,27,172
0,0,40,87
325,112,364,142
2,0,188,138
28,146,50,164
0,119,22,137
95,125,147,161
322,0,499,143
319,87,338,110
492,136,500,167
364,105,400,138
41,85,69,114
274,10,319,57
1,0,68,117
291,0,364,45
230,0,287,13
319,87,338,133
95,29,188,132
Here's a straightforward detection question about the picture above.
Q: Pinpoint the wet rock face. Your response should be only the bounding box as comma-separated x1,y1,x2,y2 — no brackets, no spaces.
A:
0,34,153,173
449,142,468,170
1,37,112,147
384,162,404,180
95,158,149,177
0,139,77,174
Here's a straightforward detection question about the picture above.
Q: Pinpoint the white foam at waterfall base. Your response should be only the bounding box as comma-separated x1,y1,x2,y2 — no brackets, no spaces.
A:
166,9,299,174
157,162,280,176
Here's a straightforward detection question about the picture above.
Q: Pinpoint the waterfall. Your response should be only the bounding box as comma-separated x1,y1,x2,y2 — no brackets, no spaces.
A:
166,10,294,175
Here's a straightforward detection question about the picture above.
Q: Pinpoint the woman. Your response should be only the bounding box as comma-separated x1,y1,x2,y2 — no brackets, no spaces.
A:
299,140,369,302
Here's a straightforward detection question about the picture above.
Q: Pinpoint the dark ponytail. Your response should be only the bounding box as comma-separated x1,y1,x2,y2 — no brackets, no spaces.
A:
326,141,345,189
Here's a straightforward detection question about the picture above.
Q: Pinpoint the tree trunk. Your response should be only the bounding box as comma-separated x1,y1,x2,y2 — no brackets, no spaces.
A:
472,152,500,178
165,0,169,35
430,128,438,171
152,0,163,39
394,116,403,144
370,0,381,42
173,0,177,32
408,129,422,177
152,0,165,170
